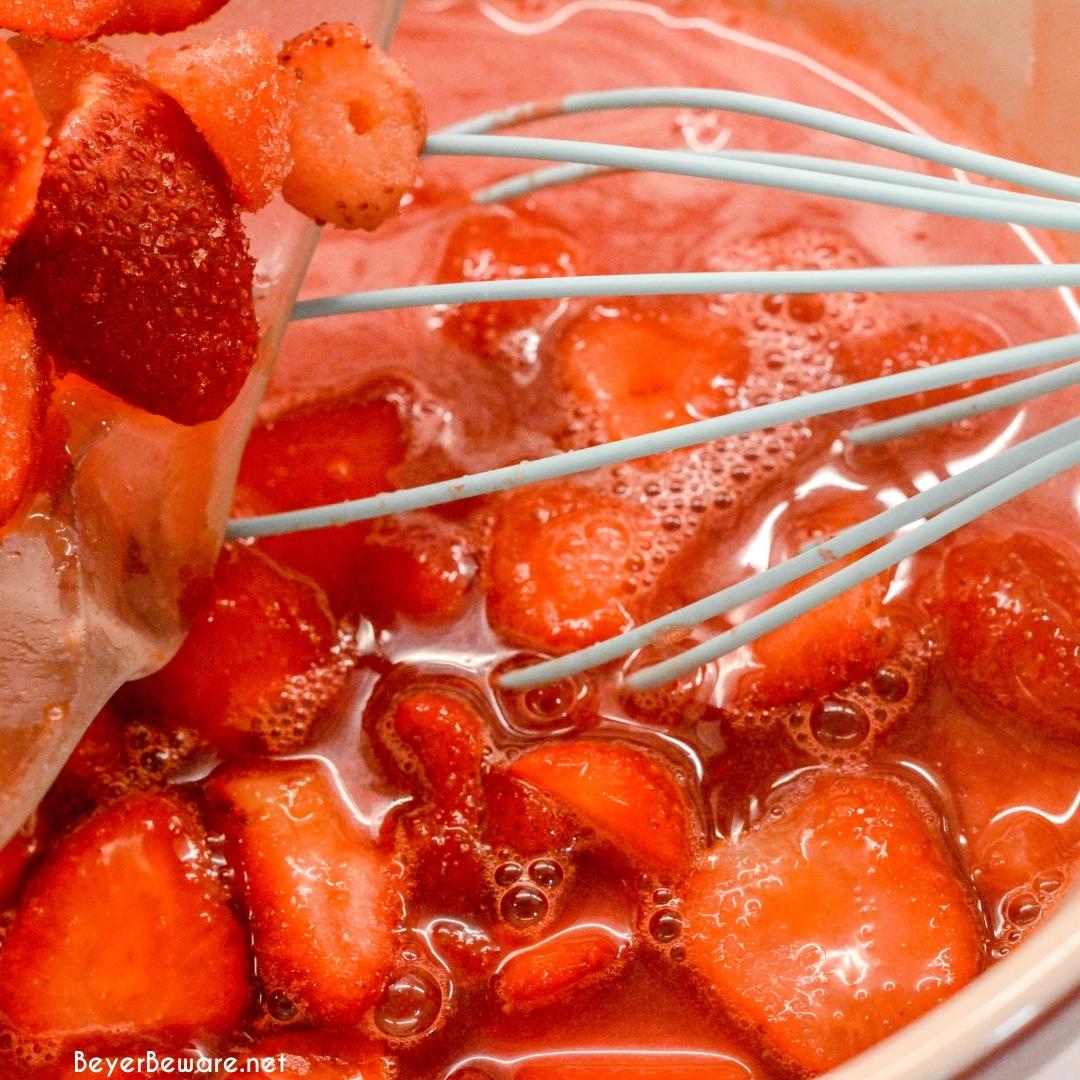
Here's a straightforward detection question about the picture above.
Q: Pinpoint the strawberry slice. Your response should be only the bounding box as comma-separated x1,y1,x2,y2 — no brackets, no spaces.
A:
557,302,748,440
236,393,406,611
436,206,583,356
745,490,897,708
0,38,46,258
147,30,296,212
6,63,258,425
0,793,250,1040
837,315,1008,422
683,773,982,1073
99,0,228,36
0,296,49,527
495,924,631,1010
486,482,654,654
935,531,1080,739
0,0,120,41
508,739,698,875
127,544,347,755
240,1033,394,1080
207,761,398,1027
482,770,579,857
512,1054,754,1079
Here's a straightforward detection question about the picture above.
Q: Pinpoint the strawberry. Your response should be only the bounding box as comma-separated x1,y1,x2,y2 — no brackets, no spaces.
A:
99,0,228,36
935,531,1080,739
495,924,631,1010
482,770,579,857
745,490,897,708
236,393,406,611
0,813,43,908
6,37,120,126
507,739,699,875
0,0,120,41
557,302,748,440
207,761,398,1027
837,315,1008,422
683,773,982,1073
236,1033,395,1080
0,38,46,257
6,63,258,425
279,23,425,230
0,793,250,1039
127,544,347,755
485,482,654,654
0,296,49,527
147,30,296,212
436,206,583,356
513,1054,754,1079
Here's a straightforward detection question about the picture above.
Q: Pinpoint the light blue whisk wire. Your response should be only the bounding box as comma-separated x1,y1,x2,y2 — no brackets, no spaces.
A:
228,87,1080,689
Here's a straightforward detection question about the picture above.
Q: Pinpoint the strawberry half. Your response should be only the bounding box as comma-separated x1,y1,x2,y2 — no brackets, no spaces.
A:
508,739,699,876
207,761,398,1027
683,773,982,1073
6,62,258,425
0,38,46,258
0,296,49,527
0,793,250,1040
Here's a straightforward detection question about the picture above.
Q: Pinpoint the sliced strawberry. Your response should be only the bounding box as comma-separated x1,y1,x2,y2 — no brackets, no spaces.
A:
837,315,1008,422
0,813,43,908
6,63,258,425
279,23,425,230
0,0,120,41
0,296,49,527
508,739,698,875
100,0,227,36
486,482,654,654
745,490,897,708
236,393,406,611
495,924,631,1010
127,544,346,755
557,302,748,440
240,1033,395,1080
483,770,579,857
147,30,296,212
207,761,397,1027
684,773,982,1073
0,39,46,257
436,206,583,356
513,1054,754,1079
0,793,250,1039
935,531,1080,739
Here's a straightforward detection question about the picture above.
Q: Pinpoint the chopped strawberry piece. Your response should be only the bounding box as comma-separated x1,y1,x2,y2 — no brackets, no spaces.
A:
99,0,227,36
0,39,46,258
207,761,397,1027
746,490,896,708
0,793,250,1039
429,918,502,979
935,532,1080,739
486,482,654,654
127,544,346,755
6,37,120,126
385,688,489,812
241,1033,394,1080
6,63,258,425
684,774,982,1073
236,394,406,610
279,23,425,230
396,808,491,915
495,924,631,1009
0,0,120,41
514,1054,754,1079
0,297,48,527
558,302,748,440
436,206,583,355
508,739,698,875
838,315,1008,422
147,30,296,212
0,813,43,908
482,771,579,857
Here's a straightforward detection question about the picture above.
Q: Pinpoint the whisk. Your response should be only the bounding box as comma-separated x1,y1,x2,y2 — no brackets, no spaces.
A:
226,86,1080,692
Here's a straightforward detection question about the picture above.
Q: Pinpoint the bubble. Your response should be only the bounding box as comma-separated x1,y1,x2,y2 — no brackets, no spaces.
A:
649,909,683,943
809,698,870,748
1006,891,1041,927
500,884,549,928
528,859,563,888
494,861,523,887
652,888,673,905
266,989,297,1022
670,943,687,962
374,967,443,1038
871,666,909,703
1036,872,1063,895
